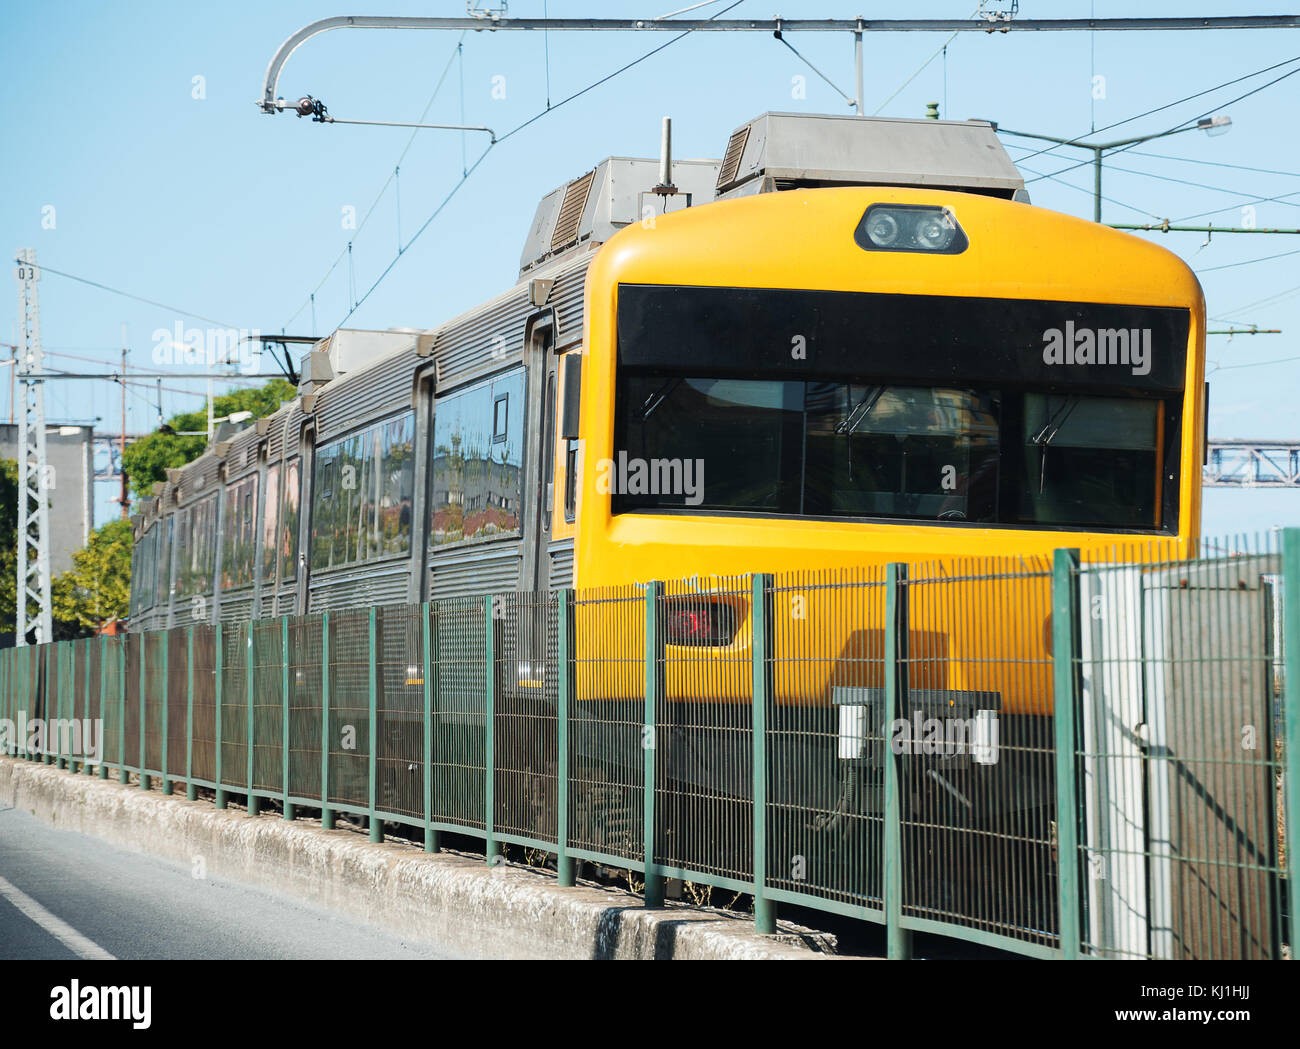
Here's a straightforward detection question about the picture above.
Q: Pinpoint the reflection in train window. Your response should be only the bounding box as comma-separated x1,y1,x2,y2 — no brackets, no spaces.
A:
175,495,218,596
309,414,414,571
154,516,172,608
221,474,258,590
261,463,280,584
430,369,524,546
280,457,300,581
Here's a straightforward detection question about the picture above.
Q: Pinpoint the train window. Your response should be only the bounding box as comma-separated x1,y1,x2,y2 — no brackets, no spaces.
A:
543,371,556,533
1012,394,1161,529
261,463,280,584
804,384,1000,521
171,509,191,597
221,474,258,590
493,393,510,445
431,369,524,546
175,495,218,597
134,528,154,614
377,414,415,557
309,413,414,571
617,374,1170,531
562,354,581,523
280,458,300,580
154,516,173,608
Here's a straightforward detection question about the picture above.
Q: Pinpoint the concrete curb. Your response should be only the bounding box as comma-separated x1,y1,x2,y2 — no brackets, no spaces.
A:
0,758,837,960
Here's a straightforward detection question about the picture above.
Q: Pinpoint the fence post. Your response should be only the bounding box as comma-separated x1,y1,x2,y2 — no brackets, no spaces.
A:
58,643,68,770
139,636,150,790
643,581,665,909
97,639,109,778
160,630,172,796
45,644,55,766
368,606,382,844
751,573,776,933
1051,547,1083,960
883,563,912,960
557,590,574,887
321,611,333,829
422,601,438,853
214,622,226,809
282,616,293,822
185,628,196,801
118,639,128,785
1281,528,1300,959
82,639,92,775
484,596,498,864
246,624,258,817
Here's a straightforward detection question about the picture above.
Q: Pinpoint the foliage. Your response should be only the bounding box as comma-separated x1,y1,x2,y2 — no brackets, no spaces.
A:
121,378,296,498
0,459,16,634
51,519,133,632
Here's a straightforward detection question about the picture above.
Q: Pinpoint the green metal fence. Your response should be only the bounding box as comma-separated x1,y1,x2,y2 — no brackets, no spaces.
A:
0,531,1295,960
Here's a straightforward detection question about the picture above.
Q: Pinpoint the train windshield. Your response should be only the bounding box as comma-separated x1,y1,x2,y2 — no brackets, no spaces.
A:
616,376,1168,530
615,285,1185,532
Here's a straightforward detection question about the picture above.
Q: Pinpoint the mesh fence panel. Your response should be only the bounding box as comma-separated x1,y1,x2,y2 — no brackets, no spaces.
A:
250,619,283,795
124,635,141,772
83,640,100,768
656,577,753,884
569,587,645,864
72,639,87,733
287,615,323,802
493,592,559,845
769,568,887,912
100,639,122,768
899,556,1057,950
326,609,371,812
431,598,487,832
376,604,424,822
220,623,248,792
191,626,217,783
166,630,188,780
1076,535,1285,959
143,632,166,774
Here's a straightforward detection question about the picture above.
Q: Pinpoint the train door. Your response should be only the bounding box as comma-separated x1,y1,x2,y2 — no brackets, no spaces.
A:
407,367,437,605
295,427,314,614
525,319,558,597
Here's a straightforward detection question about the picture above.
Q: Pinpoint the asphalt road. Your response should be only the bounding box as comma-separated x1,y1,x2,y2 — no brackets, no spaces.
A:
0,805,459,960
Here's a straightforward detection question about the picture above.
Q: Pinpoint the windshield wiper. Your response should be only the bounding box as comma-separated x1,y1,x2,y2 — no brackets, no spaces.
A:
836,385,886,435
1030,395,1080,447
639,377,682,420
1031,395,1081,493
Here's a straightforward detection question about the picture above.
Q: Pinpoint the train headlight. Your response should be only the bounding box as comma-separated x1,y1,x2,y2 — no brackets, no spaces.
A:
855,204,968,255
863,209,900,248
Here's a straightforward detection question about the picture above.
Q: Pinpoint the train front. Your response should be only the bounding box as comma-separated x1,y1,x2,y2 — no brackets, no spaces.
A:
575,113,1204,720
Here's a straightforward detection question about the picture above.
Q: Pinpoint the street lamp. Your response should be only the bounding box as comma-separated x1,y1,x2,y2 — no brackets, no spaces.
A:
991,115,1231,223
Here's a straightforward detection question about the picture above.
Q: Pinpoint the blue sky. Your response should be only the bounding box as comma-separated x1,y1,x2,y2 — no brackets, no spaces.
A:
2,0,1298,538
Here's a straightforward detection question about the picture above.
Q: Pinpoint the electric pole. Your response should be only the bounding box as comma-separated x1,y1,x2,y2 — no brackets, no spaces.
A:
14,249,53,646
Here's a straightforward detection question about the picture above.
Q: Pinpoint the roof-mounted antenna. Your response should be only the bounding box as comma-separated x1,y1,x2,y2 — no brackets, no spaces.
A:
653,116,677,196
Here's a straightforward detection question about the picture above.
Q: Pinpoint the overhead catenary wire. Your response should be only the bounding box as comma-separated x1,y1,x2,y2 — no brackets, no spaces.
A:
1024,59,1300,185
1014,53,1300,166
13,259,241,331
332,0,747,329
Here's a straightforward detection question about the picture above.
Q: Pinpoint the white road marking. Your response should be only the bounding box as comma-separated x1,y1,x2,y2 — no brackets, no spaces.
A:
0,873,116,960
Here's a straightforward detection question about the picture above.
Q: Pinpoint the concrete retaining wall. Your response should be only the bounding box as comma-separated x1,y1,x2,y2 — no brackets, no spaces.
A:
0,758,835,960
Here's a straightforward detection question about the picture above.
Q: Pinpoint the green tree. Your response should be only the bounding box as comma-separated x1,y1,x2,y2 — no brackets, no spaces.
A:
51,519,133,632
0,458,17,634
122,377,296,498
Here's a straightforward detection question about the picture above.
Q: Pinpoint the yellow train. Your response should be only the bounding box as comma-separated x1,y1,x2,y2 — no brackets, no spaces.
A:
129,113,1202,872
569,119,1202,721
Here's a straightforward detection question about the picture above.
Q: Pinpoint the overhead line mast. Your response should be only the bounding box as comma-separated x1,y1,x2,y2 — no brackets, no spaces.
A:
14,249,53,646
